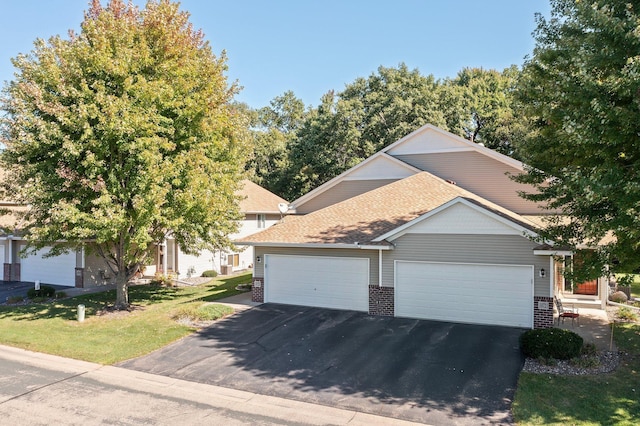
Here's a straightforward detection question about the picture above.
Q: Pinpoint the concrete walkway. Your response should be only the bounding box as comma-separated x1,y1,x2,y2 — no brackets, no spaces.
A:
557,308,615,351
0,344,419,425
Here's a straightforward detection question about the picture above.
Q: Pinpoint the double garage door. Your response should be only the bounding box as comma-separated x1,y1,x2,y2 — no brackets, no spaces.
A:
21,248,77,287
264,254,369,312
396,261,533,328
263,254,533,328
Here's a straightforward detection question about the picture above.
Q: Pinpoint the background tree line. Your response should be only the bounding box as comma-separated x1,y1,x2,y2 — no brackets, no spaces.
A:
244,63,528,201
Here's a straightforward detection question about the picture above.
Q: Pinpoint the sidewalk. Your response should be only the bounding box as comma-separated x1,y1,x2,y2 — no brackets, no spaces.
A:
556,308,615,351
0,344,419,426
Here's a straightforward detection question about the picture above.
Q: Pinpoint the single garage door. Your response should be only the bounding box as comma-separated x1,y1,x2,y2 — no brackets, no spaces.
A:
396,261,533,328
21,248,77,287
264,254,369,311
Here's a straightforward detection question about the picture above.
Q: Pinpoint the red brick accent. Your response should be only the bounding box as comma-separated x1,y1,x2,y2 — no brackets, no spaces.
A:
534,296,554,329
369,285,394,316
11,263,20,281
252,277,264,303
3,263,11,281
75,268,84,288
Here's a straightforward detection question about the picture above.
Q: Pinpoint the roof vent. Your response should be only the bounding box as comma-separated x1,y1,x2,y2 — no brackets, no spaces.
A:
445,179,457,185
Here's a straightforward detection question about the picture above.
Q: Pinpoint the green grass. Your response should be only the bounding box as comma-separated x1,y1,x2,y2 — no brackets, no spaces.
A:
615,273,640,298
513,322,640,425
0,272,251,364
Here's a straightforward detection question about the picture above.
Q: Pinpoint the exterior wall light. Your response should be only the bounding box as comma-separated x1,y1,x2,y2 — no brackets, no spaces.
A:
539,268,546,278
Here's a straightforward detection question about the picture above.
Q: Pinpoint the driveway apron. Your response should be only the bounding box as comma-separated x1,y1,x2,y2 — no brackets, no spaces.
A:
119,303,525,425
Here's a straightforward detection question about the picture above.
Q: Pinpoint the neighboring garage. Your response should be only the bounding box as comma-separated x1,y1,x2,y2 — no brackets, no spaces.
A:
20,248,76,287
264,254,369,311
395,261,533,328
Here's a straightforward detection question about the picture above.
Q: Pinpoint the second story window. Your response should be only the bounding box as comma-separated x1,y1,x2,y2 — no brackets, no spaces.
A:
257,213,266,228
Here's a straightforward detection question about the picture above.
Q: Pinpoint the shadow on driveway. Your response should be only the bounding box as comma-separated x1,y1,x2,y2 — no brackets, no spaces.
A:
119,303,525,425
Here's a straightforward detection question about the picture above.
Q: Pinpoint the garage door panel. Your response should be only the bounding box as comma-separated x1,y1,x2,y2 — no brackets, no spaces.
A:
21,248,76,287
265,255,368,312
396,261,532,328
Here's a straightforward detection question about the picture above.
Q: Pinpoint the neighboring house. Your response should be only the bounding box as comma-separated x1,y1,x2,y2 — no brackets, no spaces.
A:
146,180,288,278
0,180,288,287
237,124,608,329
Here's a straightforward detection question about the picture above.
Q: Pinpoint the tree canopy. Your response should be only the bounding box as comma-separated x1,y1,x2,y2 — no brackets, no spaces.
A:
0,0,248,307
251,64,525,201
516,0,640,280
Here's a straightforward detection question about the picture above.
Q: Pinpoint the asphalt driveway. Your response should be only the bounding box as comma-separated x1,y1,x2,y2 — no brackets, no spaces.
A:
119,304,525,425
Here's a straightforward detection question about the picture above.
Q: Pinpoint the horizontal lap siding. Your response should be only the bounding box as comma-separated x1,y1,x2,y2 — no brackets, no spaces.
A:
254,246,378,286
296,179,398,214
383,234,549,297
392,152,552,215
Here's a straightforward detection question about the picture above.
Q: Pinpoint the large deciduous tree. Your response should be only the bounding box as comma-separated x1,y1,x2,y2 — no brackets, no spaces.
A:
516,0,640,280
0,0,248,308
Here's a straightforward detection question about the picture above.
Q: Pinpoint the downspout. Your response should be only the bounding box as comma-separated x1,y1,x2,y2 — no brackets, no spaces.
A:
549,256,554,297
379,249,382,287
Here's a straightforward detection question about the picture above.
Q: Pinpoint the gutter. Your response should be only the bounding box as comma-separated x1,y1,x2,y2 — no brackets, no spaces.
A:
234,241,394,250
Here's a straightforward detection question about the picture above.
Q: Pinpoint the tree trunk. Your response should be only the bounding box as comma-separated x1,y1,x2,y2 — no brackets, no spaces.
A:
115,271,129,310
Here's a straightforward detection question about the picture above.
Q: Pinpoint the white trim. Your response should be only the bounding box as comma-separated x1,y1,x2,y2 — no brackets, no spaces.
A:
235,241,394,250
373,197,538,242
382,124,526,170
533,250,573,256
291,153,421,208
549,256,554,297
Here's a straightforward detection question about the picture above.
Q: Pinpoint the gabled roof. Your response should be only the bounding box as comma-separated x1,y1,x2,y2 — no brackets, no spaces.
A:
238,180,288,214
238,172,539,248
290,123,525,211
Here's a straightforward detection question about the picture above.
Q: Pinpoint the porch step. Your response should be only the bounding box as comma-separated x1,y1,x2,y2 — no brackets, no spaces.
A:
559,298,603,310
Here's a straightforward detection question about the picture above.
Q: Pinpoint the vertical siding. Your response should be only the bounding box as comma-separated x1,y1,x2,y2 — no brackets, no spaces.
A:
296,179,398,214
383,234,550,297
253,246,379,286
392,151,556,215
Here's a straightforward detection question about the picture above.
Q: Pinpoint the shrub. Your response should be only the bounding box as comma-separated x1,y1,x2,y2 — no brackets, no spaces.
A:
27,285,56,299
151,273,175,287
570,355,600,369
520,328,583,360
617,306,639,321
581,342,598,356
610,291,628,303
6,295,24,304
171,302,233,322
55,291,67,299
201,270,218,278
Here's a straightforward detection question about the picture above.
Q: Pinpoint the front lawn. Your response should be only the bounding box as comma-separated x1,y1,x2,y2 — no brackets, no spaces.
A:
513,321,640,425
0,272,251,364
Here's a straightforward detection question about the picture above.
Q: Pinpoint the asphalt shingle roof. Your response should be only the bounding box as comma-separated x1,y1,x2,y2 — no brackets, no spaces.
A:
238,172,539,246
238,180,288,214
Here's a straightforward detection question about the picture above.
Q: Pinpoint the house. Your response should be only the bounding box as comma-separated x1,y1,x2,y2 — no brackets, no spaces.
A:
0,180,288,287
146,180,289,278
237,124,609,329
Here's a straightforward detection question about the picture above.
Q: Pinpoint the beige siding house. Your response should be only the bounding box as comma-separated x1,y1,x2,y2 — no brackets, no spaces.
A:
238,124,608,329
0,180,287,287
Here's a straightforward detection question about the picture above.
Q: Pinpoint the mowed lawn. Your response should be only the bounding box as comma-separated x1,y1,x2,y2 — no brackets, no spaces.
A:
513,319,640,425
0,273,251,364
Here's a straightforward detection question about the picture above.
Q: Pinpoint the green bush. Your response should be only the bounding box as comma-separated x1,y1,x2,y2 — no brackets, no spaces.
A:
617,306,639,321
201,270,218,278
6,295,24,304
27,285,56,299
55,291,67,299
520,328,583,360
171,302,233,322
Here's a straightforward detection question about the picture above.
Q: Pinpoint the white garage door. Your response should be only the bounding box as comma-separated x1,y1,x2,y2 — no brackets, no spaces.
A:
396,261,533,328
21,248,77,287
265,255,369,311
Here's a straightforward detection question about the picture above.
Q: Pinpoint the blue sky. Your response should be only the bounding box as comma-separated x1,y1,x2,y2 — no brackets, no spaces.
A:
0,0,551,109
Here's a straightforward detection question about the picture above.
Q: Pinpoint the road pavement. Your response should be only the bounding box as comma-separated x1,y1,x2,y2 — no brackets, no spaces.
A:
0,344,419,425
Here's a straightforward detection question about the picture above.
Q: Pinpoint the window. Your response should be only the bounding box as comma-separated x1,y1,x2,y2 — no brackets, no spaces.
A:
227,254,239,267
257,213,266,228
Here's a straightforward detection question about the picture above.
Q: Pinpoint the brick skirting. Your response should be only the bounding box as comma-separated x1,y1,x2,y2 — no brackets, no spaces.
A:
369,285,394,316
252,277,264,303
534,296,554,329
3,263,11,281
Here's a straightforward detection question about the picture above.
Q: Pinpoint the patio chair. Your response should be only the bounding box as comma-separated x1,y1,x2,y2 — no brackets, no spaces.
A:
554,296,579,326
